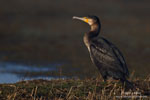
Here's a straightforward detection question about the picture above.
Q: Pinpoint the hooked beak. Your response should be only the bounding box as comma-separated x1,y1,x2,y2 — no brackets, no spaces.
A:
73,16,84,21
73,16,89,23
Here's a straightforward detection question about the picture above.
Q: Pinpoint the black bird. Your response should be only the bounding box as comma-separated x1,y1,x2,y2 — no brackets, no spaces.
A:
73,15,132,86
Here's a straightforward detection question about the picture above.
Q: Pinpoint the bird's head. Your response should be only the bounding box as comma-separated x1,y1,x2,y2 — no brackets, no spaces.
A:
73,15,100,26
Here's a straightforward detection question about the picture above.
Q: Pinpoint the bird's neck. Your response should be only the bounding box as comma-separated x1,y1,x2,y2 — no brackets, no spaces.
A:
88,23,101,39
91,23,100,36
83,23,101,49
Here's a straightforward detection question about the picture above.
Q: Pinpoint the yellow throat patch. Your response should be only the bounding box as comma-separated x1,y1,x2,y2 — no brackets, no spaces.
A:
84,17,89,23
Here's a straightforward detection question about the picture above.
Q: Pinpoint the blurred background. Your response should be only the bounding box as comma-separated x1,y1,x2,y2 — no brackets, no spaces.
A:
0,0,150,83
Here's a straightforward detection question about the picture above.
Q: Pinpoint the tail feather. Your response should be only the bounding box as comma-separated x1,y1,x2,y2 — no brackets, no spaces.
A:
122,79,134,90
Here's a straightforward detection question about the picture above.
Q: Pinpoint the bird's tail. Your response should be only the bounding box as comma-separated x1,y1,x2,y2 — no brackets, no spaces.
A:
122,79,135,90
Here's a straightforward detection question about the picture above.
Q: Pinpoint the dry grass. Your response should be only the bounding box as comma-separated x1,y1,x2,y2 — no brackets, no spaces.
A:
0,77,150,100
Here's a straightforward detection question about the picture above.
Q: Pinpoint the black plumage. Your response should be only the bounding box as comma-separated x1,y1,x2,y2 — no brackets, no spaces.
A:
73,15,132,86
90,37,129,82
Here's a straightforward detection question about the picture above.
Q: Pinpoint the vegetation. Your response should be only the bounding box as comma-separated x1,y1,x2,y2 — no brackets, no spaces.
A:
0,77,150,100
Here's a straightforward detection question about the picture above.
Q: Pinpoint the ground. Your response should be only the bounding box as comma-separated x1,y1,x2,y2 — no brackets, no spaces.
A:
0,78,150,100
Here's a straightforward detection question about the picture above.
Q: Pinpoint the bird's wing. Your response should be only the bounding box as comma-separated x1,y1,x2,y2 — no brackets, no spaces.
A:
90,37,129,76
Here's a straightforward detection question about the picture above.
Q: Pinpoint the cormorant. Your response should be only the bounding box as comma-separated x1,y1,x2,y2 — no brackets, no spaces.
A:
73,15,132,86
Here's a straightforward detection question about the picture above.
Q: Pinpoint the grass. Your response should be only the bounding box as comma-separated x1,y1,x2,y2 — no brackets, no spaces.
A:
0,77,150,100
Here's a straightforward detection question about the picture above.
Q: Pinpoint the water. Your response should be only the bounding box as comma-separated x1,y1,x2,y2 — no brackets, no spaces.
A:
0,62,65,83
